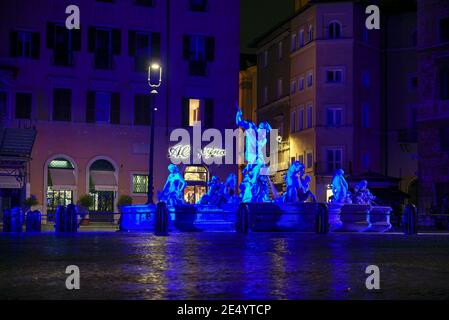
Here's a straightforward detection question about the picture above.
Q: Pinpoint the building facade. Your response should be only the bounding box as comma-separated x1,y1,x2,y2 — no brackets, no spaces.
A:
0,0,239,217
417,0,449,214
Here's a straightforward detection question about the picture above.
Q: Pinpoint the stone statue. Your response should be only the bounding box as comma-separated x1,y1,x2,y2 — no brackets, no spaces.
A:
352,180,376,205
236,106,273,203
298,175,317,203
200,176,224,206
159,164,186,205
331,169,349,203
282,161,302,202
223,173,240,204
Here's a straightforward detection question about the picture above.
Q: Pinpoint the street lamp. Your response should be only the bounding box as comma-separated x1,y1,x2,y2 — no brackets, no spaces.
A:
147,63,162,204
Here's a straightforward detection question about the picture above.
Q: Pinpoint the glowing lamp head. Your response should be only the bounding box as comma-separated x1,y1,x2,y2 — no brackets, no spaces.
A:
148,62,162,89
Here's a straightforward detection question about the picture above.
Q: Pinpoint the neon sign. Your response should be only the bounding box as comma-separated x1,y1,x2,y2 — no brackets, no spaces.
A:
168,144,226,160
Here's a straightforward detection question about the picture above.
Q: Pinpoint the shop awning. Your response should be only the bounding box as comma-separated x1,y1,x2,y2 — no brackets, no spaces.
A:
49,169,76,190
0,176,22,189
90,170,117,191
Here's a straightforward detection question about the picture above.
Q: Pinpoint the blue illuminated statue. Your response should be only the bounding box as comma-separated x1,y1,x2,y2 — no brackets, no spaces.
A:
331,169,350,203
236,107,272,203
352,180,376,205
200,176,224,205
281,161,317,203
159,164,186,205
223,173,240,204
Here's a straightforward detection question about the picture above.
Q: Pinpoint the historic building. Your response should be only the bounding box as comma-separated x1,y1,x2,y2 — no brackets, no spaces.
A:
416,0,449,214
0,0,239,218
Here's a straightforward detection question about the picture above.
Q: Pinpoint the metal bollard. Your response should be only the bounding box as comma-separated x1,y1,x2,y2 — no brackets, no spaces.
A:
55,205,66,232
315,203,329,234
155,202,169,236
403,204,418,235
66,204,78,233
236,203,249,233
26,210,42,232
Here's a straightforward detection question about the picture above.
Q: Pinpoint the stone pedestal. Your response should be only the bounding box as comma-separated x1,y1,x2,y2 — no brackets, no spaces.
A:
367,206,393,232
339,204,371,232
327,202,343,231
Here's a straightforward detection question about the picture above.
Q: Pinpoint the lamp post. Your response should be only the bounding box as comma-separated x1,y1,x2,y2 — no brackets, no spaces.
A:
147,63,162,204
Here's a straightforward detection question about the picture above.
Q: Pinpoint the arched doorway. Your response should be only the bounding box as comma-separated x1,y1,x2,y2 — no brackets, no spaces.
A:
183,165,208,204
88,159,118,216
46,157,77,221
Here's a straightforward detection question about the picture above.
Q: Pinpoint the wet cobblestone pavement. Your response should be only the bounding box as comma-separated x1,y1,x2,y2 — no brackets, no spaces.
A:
1,232,449,300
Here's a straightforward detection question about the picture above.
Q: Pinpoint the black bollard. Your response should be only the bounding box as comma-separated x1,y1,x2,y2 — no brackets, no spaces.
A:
403,204,418,235
26,210,42,232
66,204,78,233
10,207,24,233
236,203,250,233
3,209,11,232
155,202,169,236
315,203,329,234
55,205,66,232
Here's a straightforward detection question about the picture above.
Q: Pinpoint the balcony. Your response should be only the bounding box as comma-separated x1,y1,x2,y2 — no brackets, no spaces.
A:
397,129,418,143
189,61,207,76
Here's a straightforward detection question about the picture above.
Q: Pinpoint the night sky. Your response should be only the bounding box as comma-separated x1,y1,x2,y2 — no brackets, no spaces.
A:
240,0,294,54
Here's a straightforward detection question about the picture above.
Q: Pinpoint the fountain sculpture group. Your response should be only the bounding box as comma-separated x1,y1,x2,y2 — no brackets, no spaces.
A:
121,108,392,232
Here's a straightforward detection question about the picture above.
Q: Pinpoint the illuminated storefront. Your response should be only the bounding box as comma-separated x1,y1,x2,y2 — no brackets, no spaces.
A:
183,165,208,204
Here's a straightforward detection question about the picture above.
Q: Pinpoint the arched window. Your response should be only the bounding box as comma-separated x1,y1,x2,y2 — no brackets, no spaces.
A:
88,158,117,214
328,21,342,39
183,165,208,204
439,67,449,100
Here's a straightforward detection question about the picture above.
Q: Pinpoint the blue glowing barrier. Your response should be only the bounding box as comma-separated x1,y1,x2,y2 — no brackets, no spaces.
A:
25,210,42,232
119,204,157,232
332,204,393,232
55,204,78,233
2,207,24,232
194,204,237,232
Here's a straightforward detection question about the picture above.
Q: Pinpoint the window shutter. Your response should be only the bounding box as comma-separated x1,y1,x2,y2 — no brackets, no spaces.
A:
182,98,189,127
205,99,214,128
46,22,55,49
10,31,18,57
151,32,161,60
31,33,40,59
128,31,136,56
86,91,95,123
206,37,215,62
110,93,120,124
72,29,81,51
183,35,190,60
112,29,121,55
88,27,96,52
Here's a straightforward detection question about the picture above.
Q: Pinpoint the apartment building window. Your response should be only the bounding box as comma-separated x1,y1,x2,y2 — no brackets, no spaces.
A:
440,17,449,43
327,108,342,127
134,94,151,125
189,0,208,12
328,21,342,39
307,104,312,128
307,71,313,87
88,27,120,70
291,33,296,51
182,98,213,128
291,80,296,94
263,50,268,68
15,93,32,119
362,71,370,88
263,86,268,104
440,127,449,151
278,41,283,60
308,25,313,42
306,151,313,169
299,77,305,91
86,91,120,124
183,35,214,76
277,78,283,98
135,0,154,7
10,31,40,59
439,67,449,100
132,174,148,194
47,23,81,66
326,148,342,173
290,110,296,133
53,89,71,122
298,107,304,131
299,29,304,48
326,69,343,83
362,103,370,128
129,31,160,72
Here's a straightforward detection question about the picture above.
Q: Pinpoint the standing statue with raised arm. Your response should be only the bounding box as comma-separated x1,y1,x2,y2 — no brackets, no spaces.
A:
159,164,186,205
